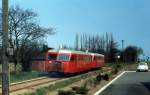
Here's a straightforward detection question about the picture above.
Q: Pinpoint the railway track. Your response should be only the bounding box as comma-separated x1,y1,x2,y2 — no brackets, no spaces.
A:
0,69,103,94
0,77,61,94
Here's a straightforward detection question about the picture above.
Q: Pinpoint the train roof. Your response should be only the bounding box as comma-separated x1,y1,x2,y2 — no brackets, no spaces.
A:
48,49,104,57
89,52,104,57
48,49,59,52
58,49,84,54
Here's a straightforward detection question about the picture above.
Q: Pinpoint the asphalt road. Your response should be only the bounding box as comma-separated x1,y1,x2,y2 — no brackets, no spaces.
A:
99,72,150,95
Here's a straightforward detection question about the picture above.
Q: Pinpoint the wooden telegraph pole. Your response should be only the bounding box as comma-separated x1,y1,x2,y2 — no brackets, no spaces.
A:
2,0,9,95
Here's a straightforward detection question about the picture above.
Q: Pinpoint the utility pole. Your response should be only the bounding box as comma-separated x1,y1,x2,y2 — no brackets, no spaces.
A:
2,0,9,95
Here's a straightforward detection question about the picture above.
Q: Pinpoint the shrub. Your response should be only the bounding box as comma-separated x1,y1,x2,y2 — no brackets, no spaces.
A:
113,64,122,74
116,64,122,69
58,90,75,95
113,68,118,74
75,86,88,94
96,74,102,82
102,74,109,81
72,86,79,91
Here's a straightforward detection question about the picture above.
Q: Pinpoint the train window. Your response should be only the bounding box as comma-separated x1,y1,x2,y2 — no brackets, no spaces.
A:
85,56,92,62
57,54,70,61
48,54,57,60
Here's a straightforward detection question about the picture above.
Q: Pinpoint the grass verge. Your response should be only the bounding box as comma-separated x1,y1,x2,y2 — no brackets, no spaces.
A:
0,71,40,85
24,70,101,95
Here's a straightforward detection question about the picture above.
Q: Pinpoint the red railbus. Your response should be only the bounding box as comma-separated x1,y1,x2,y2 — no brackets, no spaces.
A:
32,49,105,74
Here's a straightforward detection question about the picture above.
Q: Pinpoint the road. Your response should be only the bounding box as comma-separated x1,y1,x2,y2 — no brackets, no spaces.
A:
99,72,150,95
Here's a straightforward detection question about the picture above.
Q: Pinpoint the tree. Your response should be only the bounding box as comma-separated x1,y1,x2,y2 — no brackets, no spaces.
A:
75,33,79,50
75,33,119,62
106,33,119,62
124,46,143,62
1,5,55,71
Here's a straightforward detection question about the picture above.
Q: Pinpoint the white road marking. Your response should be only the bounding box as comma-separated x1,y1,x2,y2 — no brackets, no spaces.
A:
94,71,128,95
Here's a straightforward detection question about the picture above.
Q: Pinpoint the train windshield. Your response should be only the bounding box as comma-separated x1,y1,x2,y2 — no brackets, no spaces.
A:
48,54,57,60
57,54,70,61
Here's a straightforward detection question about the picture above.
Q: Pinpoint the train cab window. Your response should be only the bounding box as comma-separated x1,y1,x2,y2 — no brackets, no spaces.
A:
48,54,57,60
57,54,70,61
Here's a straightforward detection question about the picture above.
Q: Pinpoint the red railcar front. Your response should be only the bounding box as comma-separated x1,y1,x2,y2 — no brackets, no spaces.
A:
31,50,58,72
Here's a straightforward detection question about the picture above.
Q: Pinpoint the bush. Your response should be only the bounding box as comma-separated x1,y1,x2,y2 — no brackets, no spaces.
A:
58,90,75,95
116,64,122,69
96,74,102,82
113,68,118,74
112,64,122,74
102,74,109,81
75,87,88,95
72,86,79,91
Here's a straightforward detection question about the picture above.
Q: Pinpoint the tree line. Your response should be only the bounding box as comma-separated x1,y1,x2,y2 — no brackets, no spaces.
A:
73,33,143,63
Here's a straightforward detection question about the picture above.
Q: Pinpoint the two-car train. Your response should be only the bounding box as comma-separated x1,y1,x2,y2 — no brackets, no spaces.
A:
32,49,105,74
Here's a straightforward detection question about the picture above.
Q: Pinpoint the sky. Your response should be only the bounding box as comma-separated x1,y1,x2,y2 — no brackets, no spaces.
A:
2,0,150,57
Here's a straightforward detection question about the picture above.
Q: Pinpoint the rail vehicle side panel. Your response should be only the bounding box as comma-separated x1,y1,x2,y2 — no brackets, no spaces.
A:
96,56,105,68
31,61,46,72
45,61,52,72
31,51,47,72
92,61,97,68
64,62,78,73
86,55,92,71
78,54,85,72
100,57,105,67
62,54,79,73
73,54,91,72
91,55,95,68
65,54,78,73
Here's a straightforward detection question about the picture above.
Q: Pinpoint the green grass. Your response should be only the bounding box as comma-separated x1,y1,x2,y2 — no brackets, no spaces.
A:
0,71,40,85
0,63,41,85
24,79,79,95
24,70,101,95
9,71,40,83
